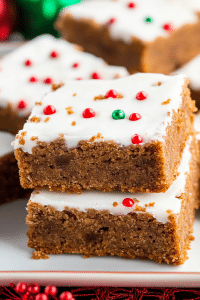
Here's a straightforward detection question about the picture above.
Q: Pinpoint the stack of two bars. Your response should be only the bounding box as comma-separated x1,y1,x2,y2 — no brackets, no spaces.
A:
13,73,198,265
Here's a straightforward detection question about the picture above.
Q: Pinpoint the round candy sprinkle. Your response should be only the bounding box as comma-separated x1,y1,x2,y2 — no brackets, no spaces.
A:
145,16,153,23
163,23,174,32
72,62,79,68
44,285,58,297
50,51,59,58
44,77,53,84
82,108,96,118
105,89,118,98
108,17,116,25
29,76,38,83
35,294,48,300
43,105,56,115
17,100,27,110
27,284,40,295
129,113,141,121
59,291,73,300
136,91,147,100
24,60,32,67
122,198,134,207
91,72,101,79
131,134,143,144
128,2,136,8
112,109,125,120
15,282,27,294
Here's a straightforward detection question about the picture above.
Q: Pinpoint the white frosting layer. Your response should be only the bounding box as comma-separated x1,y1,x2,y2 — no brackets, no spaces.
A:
175,55,200,91
0,34,128,117
0,132,14,157
13,73,185,154
194,113,200,140
29,137,192,224
63,0,198,43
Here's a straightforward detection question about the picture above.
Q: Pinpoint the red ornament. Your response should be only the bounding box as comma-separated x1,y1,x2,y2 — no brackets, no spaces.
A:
15,282,27,294
17,100,27,110
105,89,118,98
108,18,116,25
136,91,147,100
72,62,79,68
163,23,174,33
35,293,49,300
27,284,40,294
44,77,53,84
44,285,58,297
122,198,135,207
50,51,59,58
24,60,32,67
82,108,96,118
22,292,34,300
43,105,56,115
91,72,101,79
131,134,143,144
128,2,136,8
129,113,141,121
59,291,73,300
29,76,38,83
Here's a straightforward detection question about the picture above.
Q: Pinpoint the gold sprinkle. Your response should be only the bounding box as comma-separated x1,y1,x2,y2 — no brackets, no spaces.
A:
89,133,103,142
44,117,50,122
158,81,162,86
114,73,121,79
117,93,123,98
19,137,25,145
65,106,72,110
74,44,84,52
67,109,74,115
145,202,155,208
52,82,64,91
133,204,146,212
166,209,173,214
73,93,77,97
30,136,38,141
71,121,76,126
152,81,162,86
161,98,171,105
59,133,64,138
113,201,118,207
94,94,106,101
167,112,170,117
29,116,40,123
21,131,27,137
35,101,42,106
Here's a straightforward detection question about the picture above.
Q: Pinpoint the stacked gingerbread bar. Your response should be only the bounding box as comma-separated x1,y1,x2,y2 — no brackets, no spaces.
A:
13,73,199,264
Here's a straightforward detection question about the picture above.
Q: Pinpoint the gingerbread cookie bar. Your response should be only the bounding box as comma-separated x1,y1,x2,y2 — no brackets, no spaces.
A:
13,73,196,193
55,0,200,74
0,34,128,135
0,132,30,205
26,136,199,265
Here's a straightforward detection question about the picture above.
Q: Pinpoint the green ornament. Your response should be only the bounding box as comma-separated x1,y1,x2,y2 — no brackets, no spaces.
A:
145,16,153,24
112,110,125,120
16,0,81,39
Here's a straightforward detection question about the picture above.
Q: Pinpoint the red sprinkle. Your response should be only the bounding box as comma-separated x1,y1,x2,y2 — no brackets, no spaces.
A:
91,72,101,79
129,113,141,121
76,77,82,80
29,76,38,83
43,105,56,115
72,62,79,68
50,51,59,58
17,100,27,109
136,91,147,100
163,23,174,33
105,89,118,98
82,108,96,118
128,2,136,8
122,198,135,207
108,18,116,25
43,77,53,84
131,134,143,144
24,59,32,67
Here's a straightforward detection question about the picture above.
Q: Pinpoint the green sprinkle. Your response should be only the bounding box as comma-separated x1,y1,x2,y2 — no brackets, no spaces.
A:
145,16,153,23
112,110,125,120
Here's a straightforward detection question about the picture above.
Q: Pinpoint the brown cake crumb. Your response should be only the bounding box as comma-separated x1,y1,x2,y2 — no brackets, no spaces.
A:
16,134,19,139
32,250,49,260
21,131,27,137
114,73,120,79
117,93,123,98
145,202,155,207
113,201,118,207
166,209,173,214
89,133,103,142
35,101,42,106
44,117,50,122
133,204,146,212
73,93,77,97
29,116,40,123
94,94,106,100
59,133,64,138
30,136,38,141
52,82,64,91
67,109,74,115
162,98,171,105
19,137,25,145
71,121,76,126
74,44,83,52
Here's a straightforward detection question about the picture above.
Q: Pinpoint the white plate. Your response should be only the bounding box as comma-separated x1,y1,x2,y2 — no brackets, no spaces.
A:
1,199,200,286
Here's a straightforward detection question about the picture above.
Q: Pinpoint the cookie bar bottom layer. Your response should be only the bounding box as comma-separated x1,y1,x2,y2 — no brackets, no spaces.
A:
26,137,199,265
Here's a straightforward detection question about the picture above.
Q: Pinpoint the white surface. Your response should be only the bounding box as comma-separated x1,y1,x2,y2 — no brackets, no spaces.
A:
64,0,198,43
1,199,200,286
30,136,191,224
0,34,128,117
13,73,185,153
